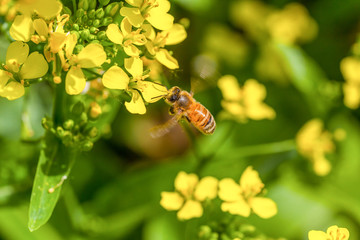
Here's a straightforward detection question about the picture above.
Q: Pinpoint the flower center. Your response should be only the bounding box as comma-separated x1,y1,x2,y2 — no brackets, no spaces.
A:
140,0,159,18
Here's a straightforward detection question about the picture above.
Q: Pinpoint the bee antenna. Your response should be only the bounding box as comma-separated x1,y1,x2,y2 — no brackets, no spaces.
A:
151,94,167,100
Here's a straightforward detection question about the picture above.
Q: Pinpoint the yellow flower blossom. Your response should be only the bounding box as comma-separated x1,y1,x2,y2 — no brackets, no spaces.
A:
308,225,349,240
340,56,360,109
64,34,107,95
120,0,174,30
102,56,167,114
106,17,147,57
266,2,318,45
218,166,277,219
10,0,62,41
160,171,218,220
217,75,276,122
0,41,48,100
144,23,187,69
296,119,335,176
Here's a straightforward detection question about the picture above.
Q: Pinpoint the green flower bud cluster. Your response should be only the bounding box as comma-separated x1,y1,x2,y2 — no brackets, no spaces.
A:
64,0,121,48
198,222,278,240
41,101,100,151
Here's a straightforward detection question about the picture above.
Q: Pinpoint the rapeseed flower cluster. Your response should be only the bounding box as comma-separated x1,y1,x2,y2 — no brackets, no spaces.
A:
160,166,277,220
1,0,186,115
217,75,276,122
308,225,350,240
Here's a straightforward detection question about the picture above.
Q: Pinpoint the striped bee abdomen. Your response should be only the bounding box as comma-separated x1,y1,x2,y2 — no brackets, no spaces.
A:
187,102,216,134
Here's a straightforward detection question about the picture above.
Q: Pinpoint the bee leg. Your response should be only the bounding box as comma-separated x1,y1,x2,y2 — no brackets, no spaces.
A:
169,105,175,115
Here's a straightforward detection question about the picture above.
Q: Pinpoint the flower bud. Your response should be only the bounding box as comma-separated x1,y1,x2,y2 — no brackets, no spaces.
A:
95,8,105,19
89,102,102,119
72,101,86,116
56,126,65,137
88,0,96,10
89,26,97,33
62,131,73,146
81,29,90,40
72,23,80,31
78,0,89,11
93,19,101,27
97,31,106,40
81,141,93,151
88,34,96,41
99,0,110,6
63,119,75,130
75,44,84,54
70,31,80,40
82,14,89,23
105,2,120,17
79,112,88,126
41,117,53,130
62,6,72,15
88,9,96,19
53,76,61,84
76,8,85,18
87,127,98,138
101,17,113,26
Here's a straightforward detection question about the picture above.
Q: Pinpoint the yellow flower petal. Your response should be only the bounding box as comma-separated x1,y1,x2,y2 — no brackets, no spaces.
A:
120,7,144,28
124,45,141,57
106,24,124,44
218,178,242,202
155,49,179,69
49,32,67,53
174,171,198,198
194,176,218,201
313,155,331,176
221,199,251,217
120,17,132,36
124,57,143,78
340,56,360,84
243,79,275,120
147,12,174,30
65,33,77,59
77,44,107,68
125,90,146,114
102,66,130,89
327,226,349,240
147,0,173,30
221,101,245,118
249,197,277,219
177,200,203,220
308,231,328,240
160,192,184,211
0,70,9,88
20,52,48,79
65,66,86,95
240,166,264,195
145,41,156,56
1,81,25,100
9,15,35,42
33,0,62,19
136,81,167,103
162,23,187,45
217,75,242,101
142,24,156,41
125,0,142,7
33,18,49,38
6,41,29,73
343,82,360,109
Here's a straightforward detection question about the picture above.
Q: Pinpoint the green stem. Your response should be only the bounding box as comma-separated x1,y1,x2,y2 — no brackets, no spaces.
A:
82,68,103,78
72,0,77,12
52,79,66,126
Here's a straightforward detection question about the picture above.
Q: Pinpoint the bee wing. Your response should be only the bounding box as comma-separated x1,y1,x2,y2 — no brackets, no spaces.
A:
149,113,182,138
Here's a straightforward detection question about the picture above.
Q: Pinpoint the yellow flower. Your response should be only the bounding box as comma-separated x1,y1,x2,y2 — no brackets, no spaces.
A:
10,0,62,42
296,119,335,176
217,75,276,122
340,56,360,109
64,34,107,95
0,41,48,100
266,3,318,45
144,23,187,69
218,166,277,219
120,0,174,30
102,56,167,114
160,171,218,220
308,225,349,240
106,17,147,57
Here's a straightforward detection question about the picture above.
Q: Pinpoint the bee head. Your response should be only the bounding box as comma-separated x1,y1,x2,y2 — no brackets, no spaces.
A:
166,86,181,103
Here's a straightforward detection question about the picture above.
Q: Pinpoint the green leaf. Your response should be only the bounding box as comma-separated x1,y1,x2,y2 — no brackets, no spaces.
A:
28,132,76,232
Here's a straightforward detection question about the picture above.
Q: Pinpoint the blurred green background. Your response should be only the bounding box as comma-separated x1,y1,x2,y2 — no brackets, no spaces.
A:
1,0,360,239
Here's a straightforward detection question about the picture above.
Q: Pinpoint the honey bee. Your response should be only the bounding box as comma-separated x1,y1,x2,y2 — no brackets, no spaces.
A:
150,86,216,138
